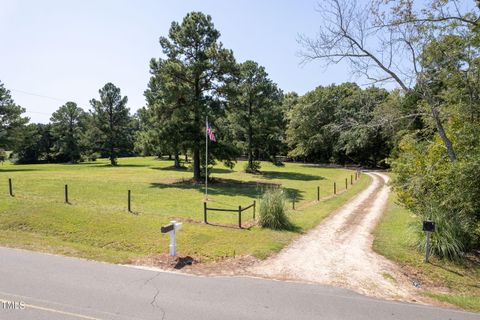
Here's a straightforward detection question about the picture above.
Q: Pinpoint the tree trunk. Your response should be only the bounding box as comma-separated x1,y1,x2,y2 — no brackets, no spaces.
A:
185,154,188,162
248,153,253,171
247,101,254,172
193,76,202,182
247,133,253,171
430,105,457,161
109,138,116,166
174,153,180,168
193,147,201,182
109,153,116,166
108,105,116,166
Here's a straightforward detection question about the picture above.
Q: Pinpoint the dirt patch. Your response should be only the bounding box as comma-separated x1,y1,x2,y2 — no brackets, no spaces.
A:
132,254,259,276
211,177,279,187
132,254,198,270
164,217,257,230
166,217,205,225
398,264,452,294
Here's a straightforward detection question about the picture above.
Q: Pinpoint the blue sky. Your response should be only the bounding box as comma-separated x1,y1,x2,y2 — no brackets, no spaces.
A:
1,0,361,123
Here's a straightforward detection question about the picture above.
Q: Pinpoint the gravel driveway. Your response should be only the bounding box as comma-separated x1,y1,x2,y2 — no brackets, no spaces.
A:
250,172,422,302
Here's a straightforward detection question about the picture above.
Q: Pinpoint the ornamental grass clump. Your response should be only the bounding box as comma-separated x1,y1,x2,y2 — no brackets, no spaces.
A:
259,188,291,230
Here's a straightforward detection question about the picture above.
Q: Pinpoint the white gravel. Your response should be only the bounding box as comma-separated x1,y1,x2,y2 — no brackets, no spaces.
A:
250,172,421,301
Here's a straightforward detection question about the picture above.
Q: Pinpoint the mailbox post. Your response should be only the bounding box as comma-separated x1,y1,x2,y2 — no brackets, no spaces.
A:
422,220,435,263
161,220,182,256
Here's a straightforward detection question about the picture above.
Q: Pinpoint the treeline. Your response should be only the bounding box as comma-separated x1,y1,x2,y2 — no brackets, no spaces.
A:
286,84,392,167
0,82,136,165
0,12,395,174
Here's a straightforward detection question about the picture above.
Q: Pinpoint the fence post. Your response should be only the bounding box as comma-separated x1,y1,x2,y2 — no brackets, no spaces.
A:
345,178,348,190
8,178,13,197
292,196,295,210
65,184,69,204
238,205,242,228
128,190,131,212
351,175,353,185
317,186,320,201
334,182,336,195
253,200,256,220
203,202,208,224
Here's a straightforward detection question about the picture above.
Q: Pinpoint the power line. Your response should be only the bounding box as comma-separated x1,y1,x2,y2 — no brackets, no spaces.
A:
24,111,52,116
10,89,92,121
12,88,90,106
11,89,70,103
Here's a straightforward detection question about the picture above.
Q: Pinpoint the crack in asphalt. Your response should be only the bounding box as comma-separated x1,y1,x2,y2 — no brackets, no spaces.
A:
141,272,166,319
150,288,160,306
143,272,161,287
150,288,166,320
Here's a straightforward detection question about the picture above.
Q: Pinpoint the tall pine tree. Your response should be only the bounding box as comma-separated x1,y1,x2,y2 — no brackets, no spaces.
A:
149,12,237,181
89,83,131,166
50,102,86,163
226,61,284,172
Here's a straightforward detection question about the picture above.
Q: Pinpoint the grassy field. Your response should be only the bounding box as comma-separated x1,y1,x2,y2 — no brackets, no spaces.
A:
0,157,368,263
373,187,480,312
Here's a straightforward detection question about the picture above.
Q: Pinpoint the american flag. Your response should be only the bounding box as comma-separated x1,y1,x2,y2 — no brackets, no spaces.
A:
207,123,216,142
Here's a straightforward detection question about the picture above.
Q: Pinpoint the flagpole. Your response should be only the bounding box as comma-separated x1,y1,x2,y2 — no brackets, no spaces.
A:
205,115,208,200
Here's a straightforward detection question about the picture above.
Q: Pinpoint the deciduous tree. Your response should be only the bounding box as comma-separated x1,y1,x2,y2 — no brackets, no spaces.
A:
298,0,479,162
286,83,390,166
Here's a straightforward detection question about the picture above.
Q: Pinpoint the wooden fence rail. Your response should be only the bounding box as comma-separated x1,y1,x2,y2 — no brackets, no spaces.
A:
203,201,256,228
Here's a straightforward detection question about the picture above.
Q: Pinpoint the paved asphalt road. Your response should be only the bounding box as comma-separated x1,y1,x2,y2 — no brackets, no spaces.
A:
0,247,478,320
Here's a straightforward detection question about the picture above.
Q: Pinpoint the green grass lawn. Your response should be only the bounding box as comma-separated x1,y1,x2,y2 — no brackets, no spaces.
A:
373,185,480,312
0,157,368,264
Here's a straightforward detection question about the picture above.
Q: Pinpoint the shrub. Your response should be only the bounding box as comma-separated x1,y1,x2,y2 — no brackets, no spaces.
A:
244,160,261,173
392,131,480,261
82,152,100,162
411,206,469,262
259,188,291,230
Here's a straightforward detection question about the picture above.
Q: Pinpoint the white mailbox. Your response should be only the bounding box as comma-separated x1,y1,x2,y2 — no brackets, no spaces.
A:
161,220,182,256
